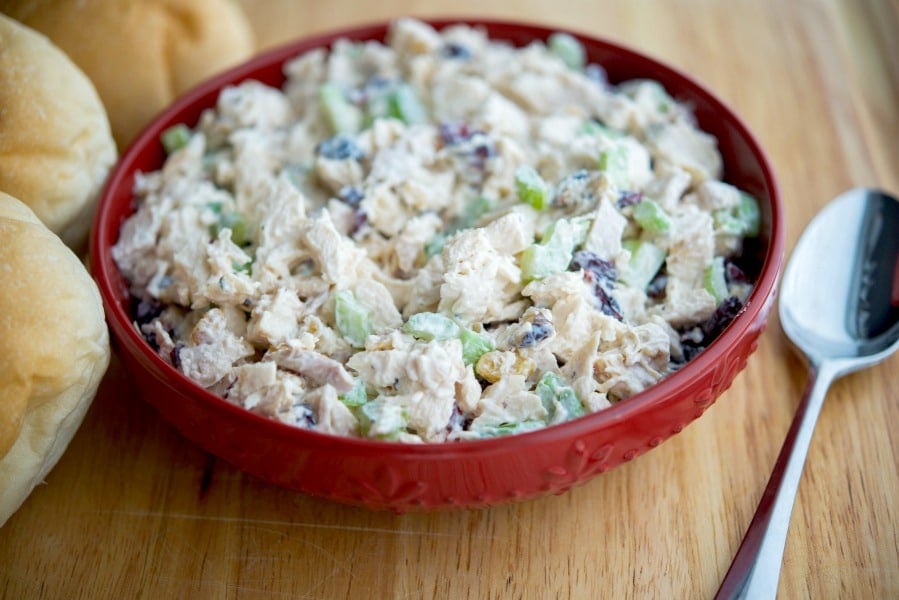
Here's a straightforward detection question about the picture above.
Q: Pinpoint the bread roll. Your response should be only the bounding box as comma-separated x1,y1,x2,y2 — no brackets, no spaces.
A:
4,0,256,149
0,14,117,250
0,192,110,527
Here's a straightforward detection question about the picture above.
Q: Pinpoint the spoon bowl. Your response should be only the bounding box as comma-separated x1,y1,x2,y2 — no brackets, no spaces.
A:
717,188,899,598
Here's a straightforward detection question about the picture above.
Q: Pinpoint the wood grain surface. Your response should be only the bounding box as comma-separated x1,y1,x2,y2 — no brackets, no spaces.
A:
2,1,898,598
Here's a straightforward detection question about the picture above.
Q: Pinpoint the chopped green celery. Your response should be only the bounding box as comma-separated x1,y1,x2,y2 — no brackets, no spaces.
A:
355,399,406,439
387,83,428,125
206,201,224,215
515,165,551,210
548,32,586,70
339,379,368,407
160,123,191,154
459,196,494,227
476,420,545,438
424,232,447,258
521,216,591,282
319,82,362,134
542,215,591,247
211,212,248,246
579,120,626,139
403,312,460,341
425,197,493,258
334,290,373,348
520,243,571,283
738,193,761,237
598,145,630,189
632,199,671,234
535,372,585,421
459,327,494,365
704,256,728,304
232,260,252,275
714,192,761,238
621,239,667,291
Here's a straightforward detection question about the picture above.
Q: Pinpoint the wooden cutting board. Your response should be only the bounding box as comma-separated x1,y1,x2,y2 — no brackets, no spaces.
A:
2,1,897,598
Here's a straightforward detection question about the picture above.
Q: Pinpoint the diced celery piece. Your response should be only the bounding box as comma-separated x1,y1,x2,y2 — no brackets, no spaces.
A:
704,256,728,304
211,212,248,246
621,239,667,291
515,165,550,210
535,371,585,421
548,32,586,70
632,199,671,234
334,290,373,348
319,82,362,134
521,216,591,283
458,196,494,228
579,120,626,139
476,420,545,438
714,192,761,238
738,192,761,237
459,327,494,365
520,243,571,283
355,399,406,439
424,232,447,258
403,312,460,341
232,260,252,275
339,379,368,407
542,215,591,248
160,123,191,154
598,145,630,189
388,83,428,125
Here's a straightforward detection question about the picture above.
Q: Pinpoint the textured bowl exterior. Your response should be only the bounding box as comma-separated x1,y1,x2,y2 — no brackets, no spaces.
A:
91,19,785,511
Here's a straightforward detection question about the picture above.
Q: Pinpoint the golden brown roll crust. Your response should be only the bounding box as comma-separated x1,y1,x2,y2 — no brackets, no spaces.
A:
5,0,256,149
0,192,110,526
0,14,117,250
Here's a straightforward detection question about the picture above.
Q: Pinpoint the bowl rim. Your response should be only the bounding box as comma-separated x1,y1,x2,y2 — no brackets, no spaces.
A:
90,17,785,459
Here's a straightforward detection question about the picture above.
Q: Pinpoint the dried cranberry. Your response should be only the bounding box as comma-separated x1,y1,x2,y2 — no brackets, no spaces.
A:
519,313,555,347
646,273,668,300
725,260,750,284
571,250,618,282
134,296,163,326
338,185,364,207
315,134,365,161
617,190,643,208
170,343,184,369
438,121,472,146
585,63,610,88
441,42,472,60
570,250,623,320
702,296,743,340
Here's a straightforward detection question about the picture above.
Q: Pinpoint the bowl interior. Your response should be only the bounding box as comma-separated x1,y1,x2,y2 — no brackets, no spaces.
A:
90,18,783,459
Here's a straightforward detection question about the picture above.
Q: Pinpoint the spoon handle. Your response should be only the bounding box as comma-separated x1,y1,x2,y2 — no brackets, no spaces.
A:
715,361,838,599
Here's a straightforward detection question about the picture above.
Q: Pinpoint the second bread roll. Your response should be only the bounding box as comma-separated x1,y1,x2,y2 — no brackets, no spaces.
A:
5,0,256,149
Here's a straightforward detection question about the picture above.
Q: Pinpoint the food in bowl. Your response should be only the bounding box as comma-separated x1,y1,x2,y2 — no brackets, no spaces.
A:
112,18,763,444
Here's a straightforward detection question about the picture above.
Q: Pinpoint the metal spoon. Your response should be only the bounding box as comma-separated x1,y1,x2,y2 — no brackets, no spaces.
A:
716,188,899,599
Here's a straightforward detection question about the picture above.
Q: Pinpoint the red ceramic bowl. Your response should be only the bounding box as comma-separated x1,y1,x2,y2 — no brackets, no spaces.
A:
90,18,784,511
